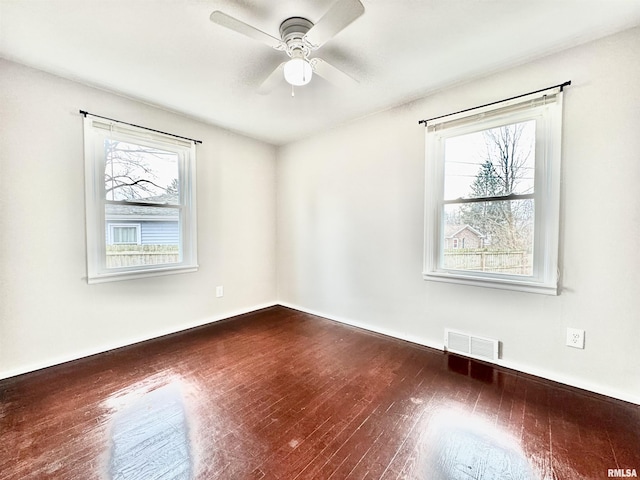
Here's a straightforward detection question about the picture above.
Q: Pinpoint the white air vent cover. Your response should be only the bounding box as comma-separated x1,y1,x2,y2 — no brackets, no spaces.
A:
445,329,499,362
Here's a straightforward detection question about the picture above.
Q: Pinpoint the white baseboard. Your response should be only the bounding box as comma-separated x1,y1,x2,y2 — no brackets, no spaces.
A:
4,301,637,405
279,302,640,405
494,359,640,405
278,302,444,351
0,302,277,381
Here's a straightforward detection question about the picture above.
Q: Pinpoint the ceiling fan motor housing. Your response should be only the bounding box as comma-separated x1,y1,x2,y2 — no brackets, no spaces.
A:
279,17,315,59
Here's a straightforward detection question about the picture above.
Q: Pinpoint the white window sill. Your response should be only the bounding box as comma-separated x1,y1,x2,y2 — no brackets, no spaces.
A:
423,271,558,295
87,265,198,284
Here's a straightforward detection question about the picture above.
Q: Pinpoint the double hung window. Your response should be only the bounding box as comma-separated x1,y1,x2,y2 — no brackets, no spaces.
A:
423,88,564,294
84,115,198,283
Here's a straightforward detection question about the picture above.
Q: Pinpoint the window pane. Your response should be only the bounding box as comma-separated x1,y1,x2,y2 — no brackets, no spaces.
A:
444,120,536,200
443,199,534,276
105,204,180,269
104,139,179,204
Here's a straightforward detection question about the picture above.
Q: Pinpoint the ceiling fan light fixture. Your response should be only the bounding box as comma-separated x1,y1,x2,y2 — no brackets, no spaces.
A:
284,57,313,86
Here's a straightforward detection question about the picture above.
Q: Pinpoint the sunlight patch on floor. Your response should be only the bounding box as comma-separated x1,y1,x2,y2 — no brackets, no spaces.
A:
109,382,192,479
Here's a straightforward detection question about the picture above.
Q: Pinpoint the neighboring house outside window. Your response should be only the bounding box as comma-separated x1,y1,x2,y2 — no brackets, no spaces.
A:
423,86,564,294
84,115,198,283
445,225,484,250
105,193,181,247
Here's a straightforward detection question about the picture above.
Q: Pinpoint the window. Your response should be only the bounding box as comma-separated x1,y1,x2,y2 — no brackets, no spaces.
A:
109,224,141,245
84,115,198,283
423,88,563,294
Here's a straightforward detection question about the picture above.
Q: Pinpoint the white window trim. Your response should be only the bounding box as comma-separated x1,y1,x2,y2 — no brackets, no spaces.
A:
108,223,142,245
423,89,563,295
84,116,198,284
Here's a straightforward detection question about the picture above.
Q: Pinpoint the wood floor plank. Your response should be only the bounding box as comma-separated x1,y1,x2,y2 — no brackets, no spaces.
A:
1,306,638,480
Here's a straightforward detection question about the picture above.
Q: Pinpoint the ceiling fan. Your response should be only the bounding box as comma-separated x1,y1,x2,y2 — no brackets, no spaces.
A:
210,0,365,94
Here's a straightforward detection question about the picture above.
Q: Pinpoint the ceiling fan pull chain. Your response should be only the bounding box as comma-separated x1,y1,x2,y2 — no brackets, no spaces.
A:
291,85,295,97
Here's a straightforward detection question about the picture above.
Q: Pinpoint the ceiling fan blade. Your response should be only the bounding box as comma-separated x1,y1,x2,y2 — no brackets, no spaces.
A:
257,62,286,95
304,0,365,48
210,11,283,50
311,58,358,88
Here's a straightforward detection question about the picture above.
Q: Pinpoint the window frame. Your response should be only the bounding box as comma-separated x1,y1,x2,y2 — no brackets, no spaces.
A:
84,116,198,284
423,90,563,295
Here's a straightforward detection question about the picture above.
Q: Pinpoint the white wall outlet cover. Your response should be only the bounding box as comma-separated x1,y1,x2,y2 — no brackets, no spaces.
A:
216,286,224,298
566,327,585,349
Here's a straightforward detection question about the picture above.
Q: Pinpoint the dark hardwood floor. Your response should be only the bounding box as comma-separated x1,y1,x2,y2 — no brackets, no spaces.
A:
1,306,638,479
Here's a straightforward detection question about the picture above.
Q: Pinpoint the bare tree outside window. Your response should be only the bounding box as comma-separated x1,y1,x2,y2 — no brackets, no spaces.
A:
104,139,179,202
103,139,181,268
461,122,535,252
443,120,536,275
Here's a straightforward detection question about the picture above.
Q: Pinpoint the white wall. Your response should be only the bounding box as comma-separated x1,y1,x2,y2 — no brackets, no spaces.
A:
277,27,640,403
0,60,277,377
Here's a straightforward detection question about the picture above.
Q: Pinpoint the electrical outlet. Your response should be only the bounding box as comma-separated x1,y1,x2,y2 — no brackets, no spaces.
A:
216,286,224,298
566,328,585,349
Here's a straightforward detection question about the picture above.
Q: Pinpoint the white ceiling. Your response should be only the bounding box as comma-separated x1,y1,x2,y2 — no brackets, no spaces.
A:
2,0,640,145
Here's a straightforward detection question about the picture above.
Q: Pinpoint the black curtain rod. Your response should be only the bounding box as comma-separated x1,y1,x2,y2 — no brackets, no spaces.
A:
418,80,571,126
79,110,203,144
